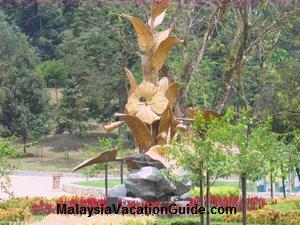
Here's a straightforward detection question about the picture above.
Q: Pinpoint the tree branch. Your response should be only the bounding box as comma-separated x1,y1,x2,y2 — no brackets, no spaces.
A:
243,7,300,60
169,0,185,28
214,6,300,114
176,1,229,116
180,3,228,83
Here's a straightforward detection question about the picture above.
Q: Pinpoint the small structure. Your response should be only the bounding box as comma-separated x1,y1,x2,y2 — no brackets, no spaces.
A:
52,173,63,190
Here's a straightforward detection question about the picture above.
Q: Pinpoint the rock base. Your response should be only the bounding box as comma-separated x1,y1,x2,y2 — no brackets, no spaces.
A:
123,166,191,201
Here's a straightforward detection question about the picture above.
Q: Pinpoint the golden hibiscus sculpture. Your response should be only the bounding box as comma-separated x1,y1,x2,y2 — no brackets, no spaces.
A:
73,0,220,173
125,81,169,124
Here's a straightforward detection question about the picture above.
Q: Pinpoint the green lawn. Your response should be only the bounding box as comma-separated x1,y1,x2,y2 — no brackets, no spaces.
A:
73,179,122,188
213,181,257,192
73,179,259,192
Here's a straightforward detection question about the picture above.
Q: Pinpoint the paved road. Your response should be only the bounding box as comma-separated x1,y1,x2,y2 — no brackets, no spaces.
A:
1,171,299,200
0,170,121,200
0,171,86,200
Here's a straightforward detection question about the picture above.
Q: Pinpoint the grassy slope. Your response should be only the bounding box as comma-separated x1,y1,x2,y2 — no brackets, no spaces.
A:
9,129,116,172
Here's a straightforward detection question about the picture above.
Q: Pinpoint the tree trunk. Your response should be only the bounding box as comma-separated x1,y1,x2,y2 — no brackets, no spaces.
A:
177,3,228,116
282,177,286,198
105,162,108,197
206,172,210,225
23,136,26,153
55,88,58,104
169,0,185,28
296,167,300,183
199,163,205,225
120,161,124,184
118,82,128,113
214,2,250,114
241,174,247,225
74,120,78,151
270,173,274,199
74,133,77,151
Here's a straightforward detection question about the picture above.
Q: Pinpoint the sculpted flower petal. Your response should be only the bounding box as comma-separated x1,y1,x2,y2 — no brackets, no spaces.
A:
125,81,168,124
148,91,169,115
136,105,160,124
125,97,144,116
158,77,169,93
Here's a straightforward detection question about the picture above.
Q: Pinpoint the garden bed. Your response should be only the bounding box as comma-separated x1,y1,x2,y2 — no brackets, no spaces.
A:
0,196,299,224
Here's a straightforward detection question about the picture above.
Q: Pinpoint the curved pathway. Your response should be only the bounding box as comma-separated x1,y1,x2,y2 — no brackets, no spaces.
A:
0,170,86,200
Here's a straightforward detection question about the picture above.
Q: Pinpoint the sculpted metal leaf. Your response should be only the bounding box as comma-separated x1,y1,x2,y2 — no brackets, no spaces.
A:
121,14,154,52
150,36,182,70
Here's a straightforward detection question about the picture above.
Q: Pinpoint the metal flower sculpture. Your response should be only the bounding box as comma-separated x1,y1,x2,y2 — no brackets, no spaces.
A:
126,81,169,124
73,0,220,173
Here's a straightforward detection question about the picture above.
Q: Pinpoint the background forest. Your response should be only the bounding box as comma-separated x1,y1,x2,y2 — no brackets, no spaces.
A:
0,0,299,170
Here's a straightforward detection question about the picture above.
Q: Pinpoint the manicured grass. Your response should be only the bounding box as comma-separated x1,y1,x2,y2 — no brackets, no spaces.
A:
267,198,300,211
73,179,121,188
214,181,257,192
74,179,257,192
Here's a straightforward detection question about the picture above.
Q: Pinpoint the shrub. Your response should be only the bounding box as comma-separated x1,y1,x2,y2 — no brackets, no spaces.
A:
56,196,108,208
211,186,240,197
0,197,35,210
148,217,200,225
267,198,300,211
30,198,55,215
223,209,300,225
29,196,109,216
279,198,300,208
190,186,240,197
29,214,155,225
148,217,238,225
0,208,31,224
189,196,266,212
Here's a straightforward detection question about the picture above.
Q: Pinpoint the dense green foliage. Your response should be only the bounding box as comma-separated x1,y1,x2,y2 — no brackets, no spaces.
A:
0,10,49,150
36,60,70,88
0,1,298,129
0,0,298,197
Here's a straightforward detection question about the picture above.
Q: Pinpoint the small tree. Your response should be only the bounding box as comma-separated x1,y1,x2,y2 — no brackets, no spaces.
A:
230,114,282,225
81,144,106,177
170,109,236,225
263,131,281,199
81,137,118,195
0,138,20,198
99,138,114,197
57,78,88,150
276,133,299,198
1,44,49,153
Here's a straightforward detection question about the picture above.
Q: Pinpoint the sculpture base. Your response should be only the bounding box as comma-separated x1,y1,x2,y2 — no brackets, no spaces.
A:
123,166,191,201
